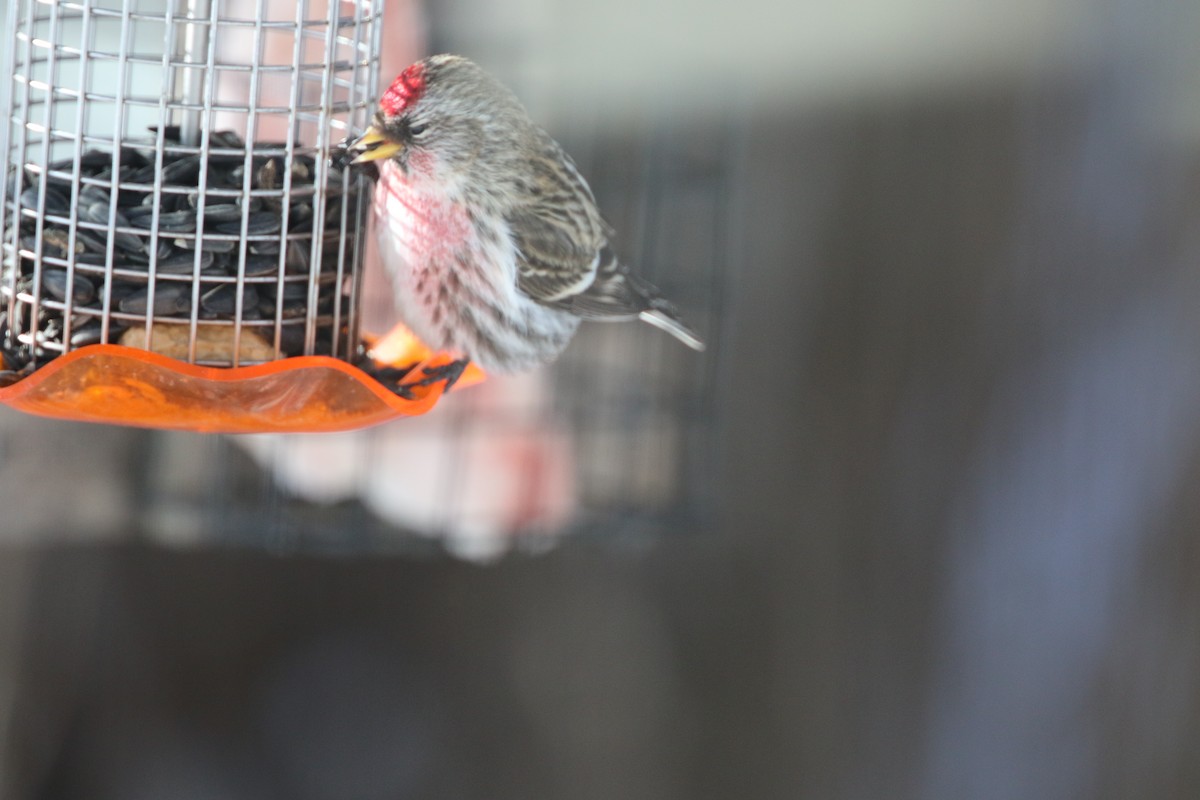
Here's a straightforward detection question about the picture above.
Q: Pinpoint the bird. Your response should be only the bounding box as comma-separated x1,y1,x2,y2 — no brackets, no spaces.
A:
351,54,704,390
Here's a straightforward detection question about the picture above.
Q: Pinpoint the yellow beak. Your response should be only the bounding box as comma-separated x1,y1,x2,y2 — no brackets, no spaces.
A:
351,125,405,163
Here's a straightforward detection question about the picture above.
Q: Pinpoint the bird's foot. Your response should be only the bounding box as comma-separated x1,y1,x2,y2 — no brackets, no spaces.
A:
397,358,470,397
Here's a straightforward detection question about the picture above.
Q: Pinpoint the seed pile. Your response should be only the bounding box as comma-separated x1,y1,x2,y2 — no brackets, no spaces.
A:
1,128,363,375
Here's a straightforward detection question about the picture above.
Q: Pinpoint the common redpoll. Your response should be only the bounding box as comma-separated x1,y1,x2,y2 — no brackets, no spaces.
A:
352,54,704,386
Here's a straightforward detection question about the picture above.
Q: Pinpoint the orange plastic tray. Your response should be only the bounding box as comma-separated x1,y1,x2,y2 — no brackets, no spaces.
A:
0,326,483,433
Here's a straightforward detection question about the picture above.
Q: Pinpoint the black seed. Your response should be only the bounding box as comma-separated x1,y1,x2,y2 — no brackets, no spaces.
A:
124,205,155,221
215,212,282,235
211,130,246,149
72,228,107,254
118,147,149,170
199,203,241,223
129,164,162,185
148,124,182,142
161,156,202,184
201,284,259,316
80,202,143,252
73,252,109,266
151,249,214,274
124,237,177,262
118,283,191,315
19,185,70,213
99,281,139,303
249,240,281,256
286,240,309,270
68,320,106,348
160,192,190,212
78,184,111,206
288,202,314,228
47,150,111,174
42,269,96,304
139,209,197,232
187,190,236,211
262,280,306,299
174,236,237,254
78,202,107,225
240,256,278,277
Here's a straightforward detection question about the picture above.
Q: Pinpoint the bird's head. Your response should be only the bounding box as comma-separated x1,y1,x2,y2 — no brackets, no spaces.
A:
352,55,532,195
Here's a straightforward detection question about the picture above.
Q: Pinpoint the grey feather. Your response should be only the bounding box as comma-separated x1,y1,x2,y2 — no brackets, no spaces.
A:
506,136,705,351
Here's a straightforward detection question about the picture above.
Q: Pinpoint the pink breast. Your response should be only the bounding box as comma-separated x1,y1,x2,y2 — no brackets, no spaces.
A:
374,162,472,256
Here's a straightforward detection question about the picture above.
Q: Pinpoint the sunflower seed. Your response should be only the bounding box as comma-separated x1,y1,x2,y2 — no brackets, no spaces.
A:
249,240,281,256
119,283,191,315
68,320,106,348
268,281,309,301
286,240,309,270
100,282,139,304
161,155,202,184
152,250,214,274
79,183,113,206
137,209,197,232
242,255,279,277
19,185,71,214
199,203,241,223
287,202,314,228
147,124,182,142
72,228,108,255
80,202,143,253
256,158,280,190
215,212,282,235
210,130,245,149
174,236,237,254
201,284,259,316
42,270,96,304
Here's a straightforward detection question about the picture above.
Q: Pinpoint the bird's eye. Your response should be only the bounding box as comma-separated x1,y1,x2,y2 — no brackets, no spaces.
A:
408,122,428,137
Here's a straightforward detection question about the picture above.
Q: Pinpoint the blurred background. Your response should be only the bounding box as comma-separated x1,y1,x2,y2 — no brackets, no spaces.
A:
3,0,1200,797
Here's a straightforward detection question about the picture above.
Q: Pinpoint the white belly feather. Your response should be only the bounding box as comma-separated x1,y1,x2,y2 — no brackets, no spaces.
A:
372,162,578,373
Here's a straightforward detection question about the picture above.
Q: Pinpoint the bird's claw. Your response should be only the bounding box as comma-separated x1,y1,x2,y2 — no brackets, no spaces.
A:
390,358,470,398
414,359,470,391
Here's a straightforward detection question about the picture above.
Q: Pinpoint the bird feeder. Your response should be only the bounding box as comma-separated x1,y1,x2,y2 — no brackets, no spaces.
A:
0,0,473,432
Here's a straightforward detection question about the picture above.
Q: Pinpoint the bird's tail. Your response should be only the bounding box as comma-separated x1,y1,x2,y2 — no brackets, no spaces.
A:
569,252,706,351
639,304,706,352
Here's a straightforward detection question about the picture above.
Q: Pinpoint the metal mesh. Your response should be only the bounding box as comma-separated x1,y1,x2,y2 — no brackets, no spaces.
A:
0,0,384,370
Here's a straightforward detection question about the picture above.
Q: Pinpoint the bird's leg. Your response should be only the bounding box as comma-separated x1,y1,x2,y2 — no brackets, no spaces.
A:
402,358,471,394
369,362,421,399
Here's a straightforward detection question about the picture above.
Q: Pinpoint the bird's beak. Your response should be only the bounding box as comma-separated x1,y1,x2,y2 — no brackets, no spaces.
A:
351,125,404,163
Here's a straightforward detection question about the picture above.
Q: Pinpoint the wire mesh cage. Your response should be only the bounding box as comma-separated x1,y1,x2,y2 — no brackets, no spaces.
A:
0,0,383,382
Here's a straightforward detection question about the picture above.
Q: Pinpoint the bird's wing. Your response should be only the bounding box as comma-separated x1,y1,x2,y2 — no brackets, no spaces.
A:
508,142,609,304
507,138,705,350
